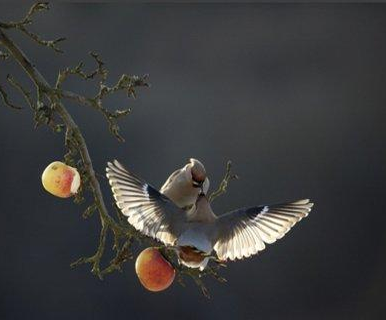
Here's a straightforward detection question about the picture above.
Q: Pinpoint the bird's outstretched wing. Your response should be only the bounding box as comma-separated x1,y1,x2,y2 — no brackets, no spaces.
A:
106,160,186,246
213,199,313,261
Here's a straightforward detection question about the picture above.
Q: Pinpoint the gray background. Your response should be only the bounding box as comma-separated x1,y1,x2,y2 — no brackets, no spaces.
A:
1,3,386,320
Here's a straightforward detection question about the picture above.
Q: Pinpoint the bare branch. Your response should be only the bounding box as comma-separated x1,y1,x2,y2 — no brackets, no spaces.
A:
89,51,108,82
19,28,66,53
0,2,49,29
0,83,22,109
56,53,149,142
82,203,98,219
100,237,134,277
20,2,49,25
0,26,118,273
7,74,34,110
55,62,94,89
0,2,66,53
209,160,239,202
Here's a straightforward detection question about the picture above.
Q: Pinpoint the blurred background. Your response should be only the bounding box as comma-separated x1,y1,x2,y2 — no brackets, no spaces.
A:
0,3,386,319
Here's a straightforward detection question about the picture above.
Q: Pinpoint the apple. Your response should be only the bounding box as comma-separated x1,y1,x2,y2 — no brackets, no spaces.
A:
135,247,175,292
41,161,80,198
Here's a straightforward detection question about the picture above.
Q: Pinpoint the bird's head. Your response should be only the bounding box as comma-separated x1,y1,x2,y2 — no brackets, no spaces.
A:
187,158,206,189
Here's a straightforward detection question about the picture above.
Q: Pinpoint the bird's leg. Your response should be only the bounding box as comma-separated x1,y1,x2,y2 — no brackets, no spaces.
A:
204,254,227,266
165,245,180,253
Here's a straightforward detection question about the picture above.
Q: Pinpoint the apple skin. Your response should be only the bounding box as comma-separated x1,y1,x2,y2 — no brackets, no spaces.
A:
41,161,80,198
135,247,175,292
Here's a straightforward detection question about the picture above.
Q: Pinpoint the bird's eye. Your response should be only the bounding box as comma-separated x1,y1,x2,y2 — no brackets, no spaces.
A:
192,176,200,183
192,175,203,188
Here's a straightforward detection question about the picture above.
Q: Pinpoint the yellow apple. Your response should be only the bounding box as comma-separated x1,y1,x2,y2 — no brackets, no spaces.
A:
41,161,80,198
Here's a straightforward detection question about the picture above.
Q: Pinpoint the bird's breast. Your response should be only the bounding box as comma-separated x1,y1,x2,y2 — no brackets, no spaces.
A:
178,246,207,264
177,227,213,253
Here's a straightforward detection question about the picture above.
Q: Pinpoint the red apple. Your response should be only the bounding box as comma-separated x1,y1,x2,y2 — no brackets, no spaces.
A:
135,247,175,292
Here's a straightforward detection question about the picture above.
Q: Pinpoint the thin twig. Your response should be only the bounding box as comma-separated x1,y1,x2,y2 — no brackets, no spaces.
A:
0,2,66,53
55,53,149,142
209,160,239,203
6,74,35,110
0,83,22,109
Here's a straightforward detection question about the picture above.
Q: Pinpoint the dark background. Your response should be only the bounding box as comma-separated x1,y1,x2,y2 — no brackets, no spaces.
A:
1,3,386,319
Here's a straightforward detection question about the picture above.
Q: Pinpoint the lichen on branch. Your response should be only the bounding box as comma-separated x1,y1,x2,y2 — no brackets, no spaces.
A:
56,52,149,142
0,2,66,52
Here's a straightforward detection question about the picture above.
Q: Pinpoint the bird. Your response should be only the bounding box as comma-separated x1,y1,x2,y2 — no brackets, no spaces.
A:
159,158,210,211
106,160,313,270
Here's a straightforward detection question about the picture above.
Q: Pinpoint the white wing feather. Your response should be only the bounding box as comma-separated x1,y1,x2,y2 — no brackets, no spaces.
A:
106,160,186,245
213,199,313,261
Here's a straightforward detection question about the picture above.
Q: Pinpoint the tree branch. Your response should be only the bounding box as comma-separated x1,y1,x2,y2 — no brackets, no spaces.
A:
0,27,122,277
6,74,35,111
55,53,149,142
0,83,23,109
0,2,66,53
209,160,239,203
0,3,226,297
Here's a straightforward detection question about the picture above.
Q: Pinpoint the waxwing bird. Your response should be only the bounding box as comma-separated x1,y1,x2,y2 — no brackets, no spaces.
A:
159,158,210,210
106,160,313,270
